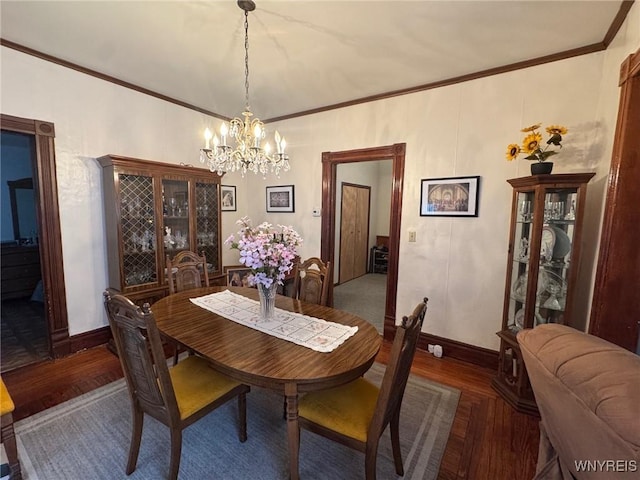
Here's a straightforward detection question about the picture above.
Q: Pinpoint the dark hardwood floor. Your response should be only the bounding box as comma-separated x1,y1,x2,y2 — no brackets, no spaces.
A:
2,341,539,479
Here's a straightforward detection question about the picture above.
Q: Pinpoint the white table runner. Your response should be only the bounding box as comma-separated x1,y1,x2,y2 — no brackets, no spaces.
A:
190,290,358,353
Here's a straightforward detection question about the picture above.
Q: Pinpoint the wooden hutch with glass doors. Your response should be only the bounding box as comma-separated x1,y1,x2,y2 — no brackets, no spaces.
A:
492,173,595,414
99,154,225,306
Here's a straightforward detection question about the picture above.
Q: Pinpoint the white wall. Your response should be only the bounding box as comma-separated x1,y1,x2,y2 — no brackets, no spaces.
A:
1,2,637,348
258,3,639,349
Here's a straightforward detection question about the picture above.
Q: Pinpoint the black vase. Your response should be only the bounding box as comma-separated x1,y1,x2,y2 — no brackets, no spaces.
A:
531,162,553,175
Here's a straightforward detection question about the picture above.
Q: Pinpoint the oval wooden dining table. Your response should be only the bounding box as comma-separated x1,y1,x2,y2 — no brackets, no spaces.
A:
151,286,382,480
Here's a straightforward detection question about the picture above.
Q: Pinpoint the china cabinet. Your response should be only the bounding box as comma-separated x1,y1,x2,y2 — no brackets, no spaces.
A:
492,173,594,414
99,155,224,305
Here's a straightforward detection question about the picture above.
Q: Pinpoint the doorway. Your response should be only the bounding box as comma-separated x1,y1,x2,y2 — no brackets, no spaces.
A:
1,114,70,370
321,143,405,341
1,131,49,371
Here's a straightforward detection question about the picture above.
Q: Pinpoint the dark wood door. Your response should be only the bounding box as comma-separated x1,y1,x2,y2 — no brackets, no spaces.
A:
589,48,640,352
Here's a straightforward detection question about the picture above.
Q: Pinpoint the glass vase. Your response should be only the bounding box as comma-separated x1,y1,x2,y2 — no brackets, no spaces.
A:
257,282,278,320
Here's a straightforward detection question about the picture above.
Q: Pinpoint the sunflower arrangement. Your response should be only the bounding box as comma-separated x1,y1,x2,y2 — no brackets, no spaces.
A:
506,124,568,162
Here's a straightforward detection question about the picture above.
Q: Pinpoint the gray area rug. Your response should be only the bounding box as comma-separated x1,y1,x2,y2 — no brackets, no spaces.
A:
333,274,387,334
15,363,460,479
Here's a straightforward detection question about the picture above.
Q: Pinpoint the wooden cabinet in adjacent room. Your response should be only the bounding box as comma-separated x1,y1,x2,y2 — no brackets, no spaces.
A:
99,155,225,305
1,244,41,301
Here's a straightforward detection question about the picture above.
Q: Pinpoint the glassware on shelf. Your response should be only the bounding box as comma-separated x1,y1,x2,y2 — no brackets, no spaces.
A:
164,226,176,249
519,200,531,221
543,281,562,310
564,199,576,220
518,237,529,261
169,197,177,216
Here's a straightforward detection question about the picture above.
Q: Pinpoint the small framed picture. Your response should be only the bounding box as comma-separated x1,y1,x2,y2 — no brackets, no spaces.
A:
224,265,252,287
420,176,480,217
221,185,237,212
266,185,295,213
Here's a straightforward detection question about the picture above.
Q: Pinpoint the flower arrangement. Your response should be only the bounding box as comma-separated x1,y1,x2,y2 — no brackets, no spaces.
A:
506,123,568,162
225,216,302,288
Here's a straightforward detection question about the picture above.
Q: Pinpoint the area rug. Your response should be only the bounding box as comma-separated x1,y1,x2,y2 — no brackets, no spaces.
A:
15,363,460,479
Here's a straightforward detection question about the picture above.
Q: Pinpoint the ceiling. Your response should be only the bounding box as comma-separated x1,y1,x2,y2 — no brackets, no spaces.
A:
0,1,630,122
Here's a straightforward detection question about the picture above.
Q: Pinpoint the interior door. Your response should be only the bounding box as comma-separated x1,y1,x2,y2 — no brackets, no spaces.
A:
339,183,370,284
589,48,640,353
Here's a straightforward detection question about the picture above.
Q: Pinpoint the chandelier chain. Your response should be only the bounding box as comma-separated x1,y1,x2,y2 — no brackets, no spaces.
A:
244,10,250,111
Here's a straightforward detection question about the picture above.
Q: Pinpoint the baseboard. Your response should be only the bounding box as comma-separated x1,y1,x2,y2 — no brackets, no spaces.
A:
417,332,498,370
68,326,111,352
385,323,497,369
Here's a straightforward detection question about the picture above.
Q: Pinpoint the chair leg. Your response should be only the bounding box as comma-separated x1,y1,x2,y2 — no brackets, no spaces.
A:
364,438,380,480
173,343,180,366
1,413,22,480
126,407,144,475
390,409,404,476
168,427,182,480
238,392,248,442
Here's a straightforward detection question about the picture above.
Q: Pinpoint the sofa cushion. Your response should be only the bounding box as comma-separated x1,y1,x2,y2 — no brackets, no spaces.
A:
517,324,640,449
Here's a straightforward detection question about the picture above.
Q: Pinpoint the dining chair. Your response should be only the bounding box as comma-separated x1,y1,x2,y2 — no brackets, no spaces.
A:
292,257,331,306
166,250,210,295
296,297,428,480
1,376,21,480
166,251,210,363
103,289,250,480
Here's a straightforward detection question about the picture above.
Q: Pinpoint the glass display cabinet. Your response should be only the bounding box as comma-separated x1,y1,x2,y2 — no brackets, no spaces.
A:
492,173,594,414
100,155,224,305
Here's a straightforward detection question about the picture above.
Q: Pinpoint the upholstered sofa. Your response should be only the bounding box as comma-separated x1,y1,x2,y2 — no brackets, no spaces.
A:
517,324,640,479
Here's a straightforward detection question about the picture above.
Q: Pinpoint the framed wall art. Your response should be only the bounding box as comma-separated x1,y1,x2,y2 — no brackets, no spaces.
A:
221,185,237,211
266,185,295,213
420,176,480,217
224,265,252,287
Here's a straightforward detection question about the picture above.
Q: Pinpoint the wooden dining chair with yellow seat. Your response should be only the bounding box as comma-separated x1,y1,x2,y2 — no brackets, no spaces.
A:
1,376,21,480
292,257,331,306
297,297,428,480
166,250,210,295
103,289,250,480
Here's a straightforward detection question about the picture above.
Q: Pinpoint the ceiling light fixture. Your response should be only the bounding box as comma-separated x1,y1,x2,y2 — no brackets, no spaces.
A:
200,0,289,177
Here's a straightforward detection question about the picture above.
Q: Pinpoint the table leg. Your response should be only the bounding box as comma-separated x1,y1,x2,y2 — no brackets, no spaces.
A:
285,383,300,480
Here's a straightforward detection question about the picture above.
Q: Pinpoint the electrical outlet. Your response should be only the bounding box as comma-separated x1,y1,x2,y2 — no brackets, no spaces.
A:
408,230,417,242
312,207,321,217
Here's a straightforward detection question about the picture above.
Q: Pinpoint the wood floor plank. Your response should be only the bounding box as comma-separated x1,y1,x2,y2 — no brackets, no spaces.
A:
2,340,539,479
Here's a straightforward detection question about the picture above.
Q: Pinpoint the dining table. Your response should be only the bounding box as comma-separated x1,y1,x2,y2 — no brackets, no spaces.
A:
151,286,382,480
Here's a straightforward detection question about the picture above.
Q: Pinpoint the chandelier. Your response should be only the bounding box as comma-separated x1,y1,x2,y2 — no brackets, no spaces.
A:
200,0,290,177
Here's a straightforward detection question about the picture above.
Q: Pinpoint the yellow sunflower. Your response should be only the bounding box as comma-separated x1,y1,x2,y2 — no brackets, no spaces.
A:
521,132,542,153
505,144,520,161
521,123,541,133
546,125,568,135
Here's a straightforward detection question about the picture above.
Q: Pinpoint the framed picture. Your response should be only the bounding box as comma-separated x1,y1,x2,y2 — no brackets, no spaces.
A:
221,185,237,211
266,185,295,213
420,176,480,217
224,265,252,287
